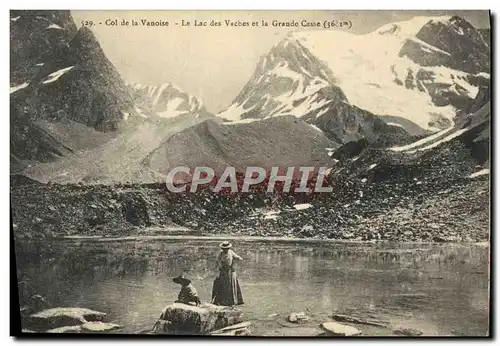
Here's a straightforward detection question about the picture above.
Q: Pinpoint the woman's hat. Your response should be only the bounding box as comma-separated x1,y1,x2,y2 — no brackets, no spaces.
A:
219,241,232,249
172,274,191,285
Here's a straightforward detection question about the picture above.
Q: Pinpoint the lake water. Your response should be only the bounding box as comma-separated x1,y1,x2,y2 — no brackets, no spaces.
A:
14,238,490,336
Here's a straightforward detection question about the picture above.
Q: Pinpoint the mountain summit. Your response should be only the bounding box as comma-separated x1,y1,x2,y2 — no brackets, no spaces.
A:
218,16,490,136
128,82,212,119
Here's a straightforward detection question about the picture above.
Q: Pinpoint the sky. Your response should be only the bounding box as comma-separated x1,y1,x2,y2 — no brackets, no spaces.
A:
72,10,490,114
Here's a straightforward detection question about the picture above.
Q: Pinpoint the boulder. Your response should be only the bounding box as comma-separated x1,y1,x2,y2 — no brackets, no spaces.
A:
27,307,106,331
81,322,122,333
46,325,82,333
152,303,243,335
321,322,362,336
288,312,310,323
393,327,423,336
331,313,388,328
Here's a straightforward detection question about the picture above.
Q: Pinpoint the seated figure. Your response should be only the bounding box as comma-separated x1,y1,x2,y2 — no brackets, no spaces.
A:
173,274,201,306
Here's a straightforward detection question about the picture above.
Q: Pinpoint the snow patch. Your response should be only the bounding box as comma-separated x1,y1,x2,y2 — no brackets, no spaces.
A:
152,83,171,107
469,169,489,178
314,108,329,119
41,66,74,84
368,164,377,170
406,126,472,153
147,85,157,98
35,63,44,67
294,203,312,211
410,37,451,56
386,122,404,128
476,72,490,79
453,78,479,98
389,126,455,152
217,103,245,122
134,106,148,118
47,23,63,30
263,210,281,220
310,124,323,132
10,82,29,94
156,97,185,118
10,16,20,22
270,61,304,81
326,148,335,157
122,112,130,121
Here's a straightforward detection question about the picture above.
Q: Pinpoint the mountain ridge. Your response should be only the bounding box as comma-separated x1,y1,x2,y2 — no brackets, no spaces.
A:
218,15,490,138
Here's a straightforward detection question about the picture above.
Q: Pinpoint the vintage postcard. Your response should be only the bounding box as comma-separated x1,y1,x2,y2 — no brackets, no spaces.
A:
10,10,490,337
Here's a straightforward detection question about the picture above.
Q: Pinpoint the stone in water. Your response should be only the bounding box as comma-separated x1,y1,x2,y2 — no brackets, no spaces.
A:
321,322,362,336
81,322,122,333
46,325,82,333
28,307,106,331
288,312,310,323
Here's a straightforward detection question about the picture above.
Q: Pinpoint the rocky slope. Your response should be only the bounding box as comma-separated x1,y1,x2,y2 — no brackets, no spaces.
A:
10,175,179,239
219,16,490,136
10,10,216,180
10,11,136,170
10,10,77,85
12,96,489,242
21,102,340,184
10,14,135,132
146,115,337,177
10,169,489,243
22,115,211,184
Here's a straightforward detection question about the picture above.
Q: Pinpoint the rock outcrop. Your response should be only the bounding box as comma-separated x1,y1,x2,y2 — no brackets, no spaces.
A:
211,321,251,336
331,313,388,328
288,312,310,324
393,327,424,336
151,303,244,335
22,307,122,333
321,322,362,336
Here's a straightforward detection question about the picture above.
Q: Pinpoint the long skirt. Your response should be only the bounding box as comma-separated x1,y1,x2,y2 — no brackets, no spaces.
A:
211,269,244,306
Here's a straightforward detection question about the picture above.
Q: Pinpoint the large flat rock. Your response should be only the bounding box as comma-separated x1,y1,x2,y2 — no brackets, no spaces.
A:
27,307,106,331
153,302,243,335
211,322,251,336
321,322,362,336
331,313,388,327
46,325,82,333
81,322,122,333
393,327,424,336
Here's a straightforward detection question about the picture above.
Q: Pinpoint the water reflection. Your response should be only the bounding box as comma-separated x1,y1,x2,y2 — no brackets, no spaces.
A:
14,239,489,336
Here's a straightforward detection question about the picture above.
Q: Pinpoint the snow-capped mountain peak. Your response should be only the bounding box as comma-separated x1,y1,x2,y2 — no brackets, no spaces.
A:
219,15,489,134
127,81,210,119
218,36,344,122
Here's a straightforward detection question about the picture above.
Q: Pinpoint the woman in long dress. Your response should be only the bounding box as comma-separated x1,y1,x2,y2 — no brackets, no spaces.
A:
211,241,244,306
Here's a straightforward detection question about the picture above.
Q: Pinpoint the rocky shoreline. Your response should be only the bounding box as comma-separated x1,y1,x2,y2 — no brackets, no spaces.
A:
11,172,489,243
20,303,434,336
